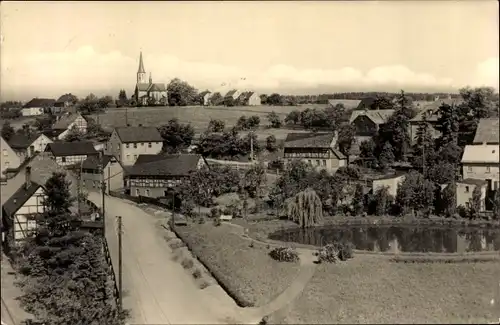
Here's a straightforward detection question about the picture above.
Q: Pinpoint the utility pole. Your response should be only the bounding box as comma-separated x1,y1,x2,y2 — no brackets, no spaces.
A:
250,132,254,163
125,108,129,126
422,137,426,177
171,190,175,228
117,216,123,312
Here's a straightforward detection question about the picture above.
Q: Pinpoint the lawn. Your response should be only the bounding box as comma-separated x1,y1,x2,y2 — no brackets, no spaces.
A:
91,104,327,134
173,222,301,307
269,254,500,324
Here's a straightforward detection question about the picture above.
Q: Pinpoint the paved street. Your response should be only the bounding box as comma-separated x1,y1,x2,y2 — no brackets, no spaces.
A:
88,192,243,325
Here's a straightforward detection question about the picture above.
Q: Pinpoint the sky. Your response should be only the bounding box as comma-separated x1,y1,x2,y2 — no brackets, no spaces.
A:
1,1,498,101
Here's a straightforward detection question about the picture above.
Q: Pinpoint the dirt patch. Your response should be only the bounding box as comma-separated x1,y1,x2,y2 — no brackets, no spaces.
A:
268,254,499,324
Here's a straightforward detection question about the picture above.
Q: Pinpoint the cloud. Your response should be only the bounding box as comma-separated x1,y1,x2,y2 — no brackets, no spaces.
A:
472,57,499,91
3,45,493,100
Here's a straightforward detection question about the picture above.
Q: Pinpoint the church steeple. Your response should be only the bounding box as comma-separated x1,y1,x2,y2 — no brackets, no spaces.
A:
137,51,146,84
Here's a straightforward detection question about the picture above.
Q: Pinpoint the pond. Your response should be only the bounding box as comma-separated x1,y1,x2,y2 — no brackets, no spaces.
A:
268,225,500,253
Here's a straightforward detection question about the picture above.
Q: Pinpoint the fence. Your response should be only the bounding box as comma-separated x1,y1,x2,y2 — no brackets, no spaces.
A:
102,236,120,308
109,190,173,210
206,158,281,175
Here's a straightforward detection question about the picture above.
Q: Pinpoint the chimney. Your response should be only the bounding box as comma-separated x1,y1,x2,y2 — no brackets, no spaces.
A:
25,166,32,189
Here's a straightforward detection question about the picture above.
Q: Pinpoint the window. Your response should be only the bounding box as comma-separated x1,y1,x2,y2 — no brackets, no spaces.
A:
316,160,320,166
307,160,312,165
141,143,144,146
134,155,138,160
467,166,472,172
322,160,326,166
126,144,130,149
486,166,491,173
135,189,140,196
62,157,66,163
5,161,9,167
133,143,137,149
2,149,7,156
465,186,469,193
148,142,152,148
93,181,96,188
126,154,130,160
145,189,150,197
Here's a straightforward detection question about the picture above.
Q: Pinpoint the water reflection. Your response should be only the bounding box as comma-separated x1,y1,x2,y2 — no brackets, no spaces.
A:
268,225,500,253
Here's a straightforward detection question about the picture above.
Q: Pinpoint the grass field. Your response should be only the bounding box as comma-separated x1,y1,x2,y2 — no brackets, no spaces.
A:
173,222,301,307
269,255,499,324
91,104,328,133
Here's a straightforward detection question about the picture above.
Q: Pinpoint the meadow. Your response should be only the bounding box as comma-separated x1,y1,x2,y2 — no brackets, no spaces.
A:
91,104,328,134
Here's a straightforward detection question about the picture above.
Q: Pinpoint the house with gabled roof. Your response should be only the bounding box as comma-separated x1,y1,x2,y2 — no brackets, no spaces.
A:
45,141,98,167
283,132,346,174
21,98,56,116
105,126,164,166
1,136,21,175
1,167,46,244
7,132,53,160
55,93,78,108
199,90,212,106
50,112,88,140
81,154,124,193
236,91,261,106
461,144,499,192
349,109,395,139
126,154,207,197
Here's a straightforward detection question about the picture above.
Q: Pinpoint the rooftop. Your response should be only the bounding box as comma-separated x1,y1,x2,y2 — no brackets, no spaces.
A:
458,178,488,186
472,118,499,144
2,181,43,217
115,126,163,143
23,98,56,108
284,132,335,148
349,109,395,125
127,154,203,177
46,141,98,157
7,133,41,149
52,113,83,130
81,155,115,170
461,144,499,164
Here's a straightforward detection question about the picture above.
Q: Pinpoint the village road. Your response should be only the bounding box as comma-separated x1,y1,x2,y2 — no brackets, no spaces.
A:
88,192,243,325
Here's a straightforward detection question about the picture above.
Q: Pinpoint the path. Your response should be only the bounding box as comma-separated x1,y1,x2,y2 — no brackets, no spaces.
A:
88,193,241,324
1,256,33,325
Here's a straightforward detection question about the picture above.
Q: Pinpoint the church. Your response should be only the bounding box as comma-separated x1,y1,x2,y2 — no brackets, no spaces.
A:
132,52,168,106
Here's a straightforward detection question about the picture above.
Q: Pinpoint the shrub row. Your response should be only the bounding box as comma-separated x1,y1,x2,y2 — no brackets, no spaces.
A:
268,247,300,263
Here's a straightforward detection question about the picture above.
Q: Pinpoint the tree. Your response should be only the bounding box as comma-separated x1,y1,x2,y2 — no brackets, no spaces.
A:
34,114,57,131
98,95,113,109
260,94,269,105
267,111,282,128
285,188,323,228
436,103,460,146
79,93,100,114
284,110,301,125
378,141,395,170
64,126,85,142
440,182,457,218
373,186,392,216
265,135,277,152
1,121,15,141
468,186,482,219
427,161,456,185
336,123,356,160
240,132,260,157
395,171,435,217
370,95,395,110
207,119,225,133
267,93,283,106
394,90,416,119
376,110,411,161
492,190,500,220
352,184,365,216
359,139,377,168
159,118,195,153
117,89,128,107
324,103,346,131
167,78,198,106
243,164,266,198
224,97,235,107
300,108,330,129
246,115,261,129
196,128,244,159
236,116,248,130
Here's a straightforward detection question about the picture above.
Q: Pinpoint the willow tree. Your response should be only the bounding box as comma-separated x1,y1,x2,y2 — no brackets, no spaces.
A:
286,188,323,228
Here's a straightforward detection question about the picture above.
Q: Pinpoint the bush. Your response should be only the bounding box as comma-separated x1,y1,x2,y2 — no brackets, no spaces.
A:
192,268,202,279
213,217,221,227
268,247,299,263
181,257,194,269
210,207,221,219
317,241,354,263
198,216,205,224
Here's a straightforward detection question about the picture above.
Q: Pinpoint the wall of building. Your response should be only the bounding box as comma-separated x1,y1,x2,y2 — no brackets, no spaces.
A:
456,183,487,211
120,141,163,166
31,135,53,156
372,175,405,197
462,163,500,189
55,154,89,166
130,178,183,198
21,107,44,116
13,187,46,241
248,94,261,106
105,130,121,161
1,137,21,172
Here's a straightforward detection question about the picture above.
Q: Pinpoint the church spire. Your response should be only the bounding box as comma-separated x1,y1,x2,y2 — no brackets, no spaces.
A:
138,51,145,74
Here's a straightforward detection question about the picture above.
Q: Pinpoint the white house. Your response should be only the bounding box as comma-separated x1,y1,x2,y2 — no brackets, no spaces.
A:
461,144,500,191
199,91,212,106
105,126,164,166
1,136,21,174
7,133,53,161
50,112,88,140
1,167,46,243
45,141,98,167
21,98,55,116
